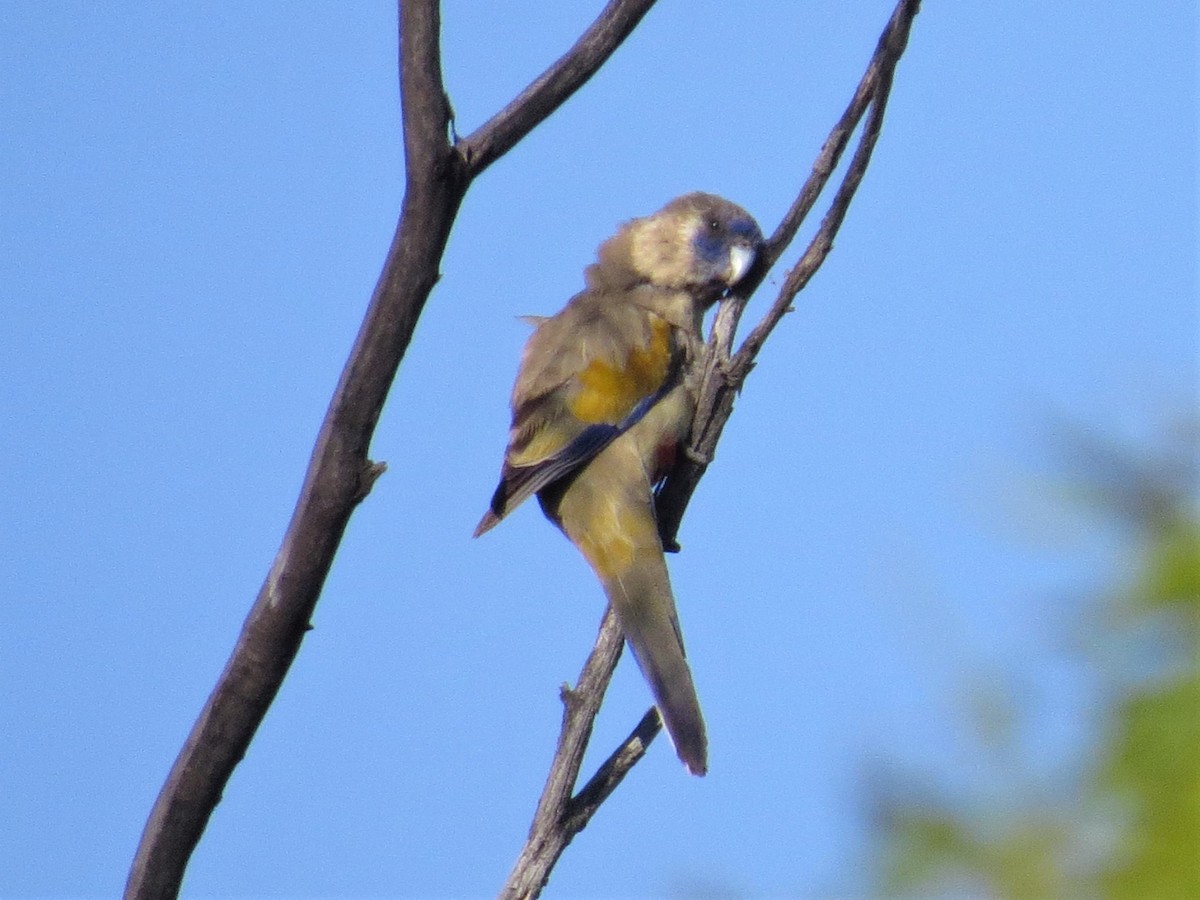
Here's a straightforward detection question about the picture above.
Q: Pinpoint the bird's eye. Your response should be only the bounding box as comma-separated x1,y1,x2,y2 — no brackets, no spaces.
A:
707,219,721,233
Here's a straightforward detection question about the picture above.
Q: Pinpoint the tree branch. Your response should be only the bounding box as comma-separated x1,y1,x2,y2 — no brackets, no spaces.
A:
458,0,658,177
124,1,658,896
655,0,921,545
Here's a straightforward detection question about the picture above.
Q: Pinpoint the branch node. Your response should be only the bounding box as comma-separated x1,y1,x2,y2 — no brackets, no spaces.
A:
559,682,579,709
354,461,388,503
713,354,737,380
726,356,755,389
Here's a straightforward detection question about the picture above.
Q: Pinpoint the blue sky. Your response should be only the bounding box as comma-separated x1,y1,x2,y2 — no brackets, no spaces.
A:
2,2,1195,896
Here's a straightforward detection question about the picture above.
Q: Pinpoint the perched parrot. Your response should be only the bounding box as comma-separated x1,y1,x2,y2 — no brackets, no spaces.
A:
475,192,763,776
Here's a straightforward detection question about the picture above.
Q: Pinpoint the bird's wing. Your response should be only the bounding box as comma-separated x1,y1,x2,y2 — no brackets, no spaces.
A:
474,294,679,536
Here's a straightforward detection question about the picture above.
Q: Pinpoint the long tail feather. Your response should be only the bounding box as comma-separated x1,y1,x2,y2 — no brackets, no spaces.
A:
602,558,707,775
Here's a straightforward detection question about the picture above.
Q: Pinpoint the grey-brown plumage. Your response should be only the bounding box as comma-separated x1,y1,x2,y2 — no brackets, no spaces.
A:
476,193,762,775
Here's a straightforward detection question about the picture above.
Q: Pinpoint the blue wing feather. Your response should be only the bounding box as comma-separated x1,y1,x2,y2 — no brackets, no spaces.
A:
473,385,668,537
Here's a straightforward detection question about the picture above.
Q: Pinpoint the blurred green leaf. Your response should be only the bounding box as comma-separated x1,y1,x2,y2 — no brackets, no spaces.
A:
1100,669,1200,900
870,422,1199,900
1137,516,1200,610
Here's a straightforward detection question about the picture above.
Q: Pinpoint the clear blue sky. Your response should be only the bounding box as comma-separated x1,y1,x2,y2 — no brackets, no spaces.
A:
2,2,1195,896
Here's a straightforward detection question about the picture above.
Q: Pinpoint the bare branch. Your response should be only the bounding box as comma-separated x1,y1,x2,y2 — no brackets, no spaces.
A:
732,0,916,372
125,5,466,898
564,707,660,826
655,0,921,546
459,0,658,177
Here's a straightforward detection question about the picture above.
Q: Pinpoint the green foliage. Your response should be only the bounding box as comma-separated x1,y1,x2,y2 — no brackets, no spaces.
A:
1139,516,1200,609
881,812,1075,899
874,426,1199,899
1100,667,1200,899
1099,504,1200,900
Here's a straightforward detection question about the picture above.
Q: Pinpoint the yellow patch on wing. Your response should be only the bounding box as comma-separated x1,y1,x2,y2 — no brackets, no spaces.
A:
575,502,660,580
569,317,672,424
506,420,571,467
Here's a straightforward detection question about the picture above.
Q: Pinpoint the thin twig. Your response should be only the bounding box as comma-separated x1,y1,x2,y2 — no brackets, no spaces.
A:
655,0,921,546
564,707,660,827
460,0,658,177
732,1,914,374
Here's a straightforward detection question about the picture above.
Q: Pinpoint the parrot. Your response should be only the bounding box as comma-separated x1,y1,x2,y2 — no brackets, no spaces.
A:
474,192,763,776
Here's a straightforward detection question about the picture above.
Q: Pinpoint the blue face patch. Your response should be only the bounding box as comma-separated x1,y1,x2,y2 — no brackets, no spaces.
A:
692,215,764,276
730,217,763,243
692,224,728,265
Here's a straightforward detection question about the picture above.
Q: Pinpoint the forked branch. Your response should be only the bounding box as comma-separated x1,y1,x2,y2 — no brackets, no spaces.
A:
656,0,921,543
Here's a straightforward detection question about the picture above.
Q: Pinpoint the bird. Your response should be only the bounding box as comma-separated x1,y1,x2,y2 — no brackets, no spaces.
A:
474,192,763,776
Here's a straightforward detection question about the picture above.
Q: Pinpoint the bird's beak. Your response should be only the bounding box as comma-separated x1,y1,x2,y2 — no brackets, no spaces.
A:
726,243,756,286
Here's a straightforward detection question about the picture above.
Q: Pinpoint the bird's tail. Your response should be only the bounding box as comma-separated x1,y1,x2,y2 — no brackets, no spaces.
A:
600,553,708,776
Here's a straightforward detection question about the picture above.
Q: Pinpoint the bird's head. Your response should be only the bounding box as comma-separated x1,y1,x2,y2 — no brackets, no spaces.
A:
590,192,763,300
